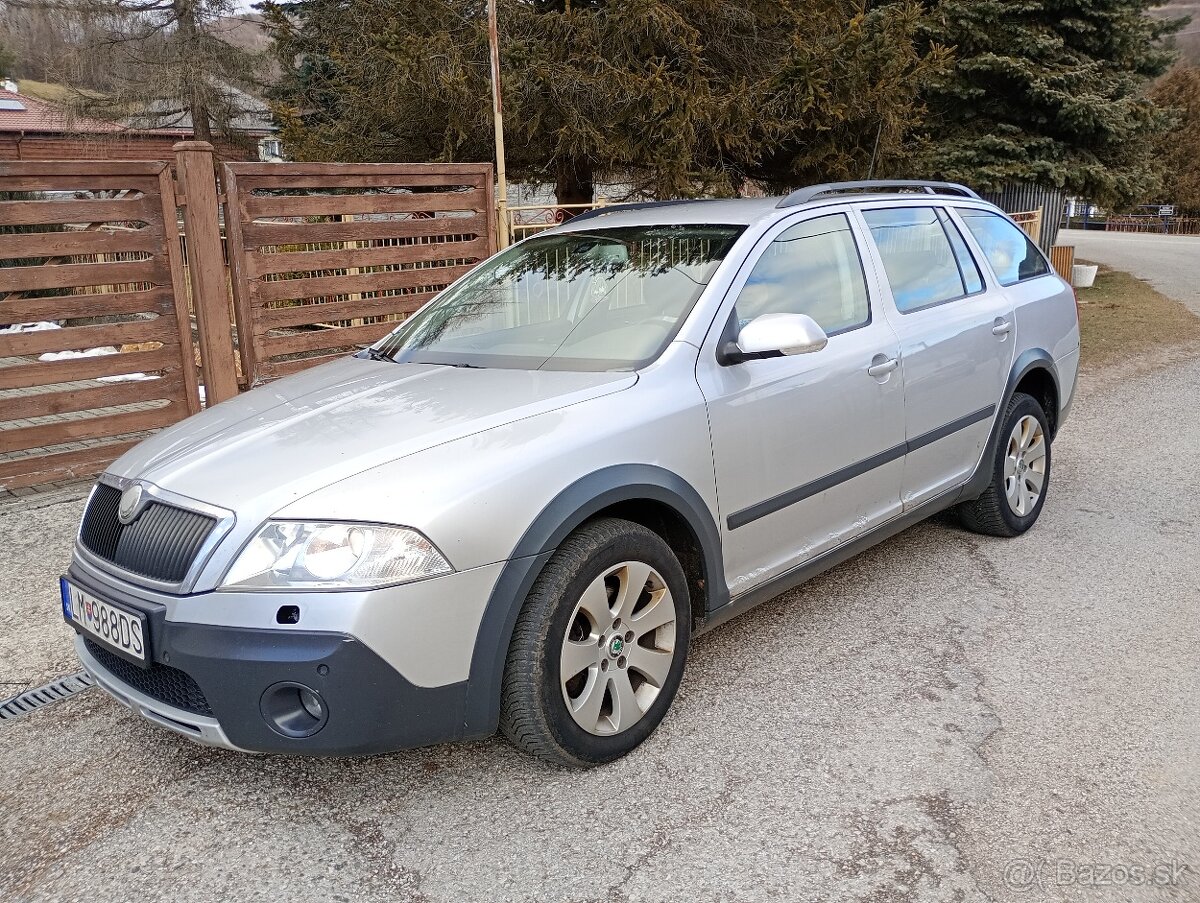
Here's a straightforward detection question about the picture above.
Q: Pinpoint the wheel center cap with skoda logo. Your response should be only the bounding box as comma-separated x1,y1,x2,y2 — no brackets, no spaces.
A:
117,484,145,525
608,636,625,657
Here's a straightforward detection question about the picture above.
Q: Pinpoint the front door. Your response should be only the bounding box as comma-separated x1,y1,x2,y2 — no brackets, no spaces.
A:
857,204,1016,507
697,210,906,598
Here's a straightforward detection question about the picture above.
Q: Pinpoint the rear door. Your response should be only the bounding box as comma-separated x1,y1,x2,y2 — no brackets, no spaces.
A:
857,204,1015,508
955,208,1080,407
696,209,906,596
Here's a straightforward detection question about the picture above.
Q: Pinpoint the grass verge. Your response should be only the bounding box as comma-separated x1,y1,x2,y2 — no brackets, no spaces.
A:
1077,264,1200,369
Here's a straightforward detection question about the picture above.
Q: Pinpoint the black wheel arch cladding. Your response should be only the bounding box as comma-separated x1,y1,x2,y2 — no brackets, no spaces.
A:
462,464,724,739
961,349,1060,503
499,517,692,765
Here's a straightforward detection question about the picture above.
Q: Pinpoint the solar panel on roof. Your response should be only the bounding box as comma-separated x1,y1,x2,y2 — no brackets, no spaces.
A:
0,98,27,111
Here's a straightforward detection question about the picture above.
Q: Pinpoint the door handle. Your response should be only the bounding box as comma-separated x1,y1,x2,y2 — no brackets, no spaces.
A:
868,356,899,379
992,318,1013,337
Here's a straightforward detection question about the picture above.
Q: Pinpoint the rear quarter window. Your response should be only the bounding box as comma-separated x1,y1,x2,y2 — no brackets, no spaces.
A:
959,210,1051,286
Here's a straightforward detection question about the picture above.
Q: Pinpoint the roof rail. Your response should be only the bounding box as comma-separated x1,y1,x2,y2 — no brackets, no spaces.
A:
777,180,981,209
562,199,711,226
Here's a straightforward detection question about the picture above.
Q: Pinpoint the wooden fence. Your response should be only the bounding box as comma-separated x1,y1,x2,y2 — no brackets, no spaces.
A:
1011,207,1044,244
223,162,495,384
0,160,201,490
2,151,497,491
1049,245,1076,281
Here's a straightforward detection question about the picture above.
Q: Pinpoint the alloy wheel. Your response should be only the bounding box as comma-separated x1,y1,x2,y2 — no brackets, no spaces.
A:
559,561,677,736
1004,414,1047,517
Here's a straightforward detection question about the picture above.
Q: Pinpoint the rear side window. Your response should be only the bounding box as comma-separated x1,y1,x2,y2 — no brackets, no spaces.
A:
938,209,985,295
862,207,976,313
959,210,1051,286
736,213,871,336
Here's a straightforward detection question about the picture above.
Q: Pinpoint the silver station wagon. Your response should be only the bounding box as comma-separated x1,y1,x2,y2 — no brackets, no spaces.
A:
62,180,1080,765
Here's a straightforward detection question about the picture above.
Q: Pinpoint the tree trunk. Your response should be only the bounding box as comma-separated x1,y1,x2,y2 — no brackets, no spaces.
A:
556,161,595,209
175,0,212,143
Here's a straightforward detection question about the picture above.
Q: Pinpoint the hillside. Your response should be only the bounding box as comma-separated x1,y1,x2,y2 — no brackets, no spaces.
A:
1157,1,1200,64
210,14,272,56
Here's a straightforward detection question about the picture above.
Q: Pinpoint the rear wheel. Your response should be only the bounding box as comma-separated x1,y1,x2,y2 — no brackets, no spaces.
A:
958,392,1052,537
499,518,690,766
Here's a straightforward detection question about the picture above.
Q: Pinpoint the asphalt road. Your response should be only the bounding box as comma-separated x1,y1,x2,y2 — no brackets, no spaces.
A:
3,321,1199,900
1061,228,1200,316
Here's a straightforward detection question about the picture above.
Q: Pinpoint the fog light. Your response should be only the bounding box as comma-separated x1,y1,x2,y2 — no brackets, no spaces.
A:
299,687,323,720
260,682,328,738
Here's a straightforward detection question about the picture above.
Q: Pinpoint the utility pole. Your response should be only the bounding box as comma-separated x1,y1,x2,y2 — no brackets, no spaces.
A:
487,0,510,248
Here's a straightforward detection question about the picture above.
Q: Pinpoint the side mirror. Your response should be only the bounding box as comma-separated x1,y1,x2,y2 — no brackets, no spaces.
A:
721,313,829,365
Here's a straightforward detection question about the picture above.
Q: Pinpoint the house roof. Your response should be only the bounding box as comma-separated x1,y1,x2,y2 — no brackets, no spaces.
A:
0,88,272,139
0,88,200,138
0,88,133,135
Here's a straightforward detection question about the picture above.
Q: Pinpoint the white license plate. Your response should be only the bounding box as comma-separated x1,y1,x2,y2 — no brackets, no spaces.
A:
60,578,148,664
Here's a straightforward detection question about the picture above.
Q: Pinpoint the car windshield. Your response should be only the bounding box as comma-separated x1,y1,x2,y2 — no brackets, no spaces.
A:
369,224,744,371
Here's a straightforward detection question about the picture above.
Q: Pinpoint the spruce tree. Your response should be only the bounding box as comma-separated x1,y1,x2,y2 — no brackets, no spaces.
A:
919,0,1184,204
265,0,949,202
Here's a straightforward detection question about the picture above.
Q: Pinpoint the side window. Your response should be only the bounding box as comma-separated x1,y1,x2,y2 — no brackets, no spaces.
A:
959,210,1051,286
736,213,870,336
938,209,985,294
862,207,975,313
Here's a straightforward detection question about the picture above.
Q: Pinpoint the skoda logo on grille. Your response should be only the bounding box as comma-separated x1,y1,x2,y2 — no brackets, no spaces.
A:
117,484,145,525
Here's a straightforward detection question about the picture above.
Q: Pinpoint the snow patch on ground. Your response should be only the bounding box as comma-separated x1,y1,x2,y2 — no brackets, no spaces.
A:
6,323,160,383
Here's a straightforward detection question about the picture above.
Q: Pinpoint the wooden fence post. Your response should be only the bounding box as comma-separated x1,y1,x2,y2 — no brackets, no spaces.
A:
174,141,239,406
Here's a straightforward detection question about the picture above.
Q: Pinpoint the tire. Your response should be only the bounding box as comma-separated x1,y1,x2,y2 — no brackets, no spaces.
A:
958,392,1052,538
499,517,691,767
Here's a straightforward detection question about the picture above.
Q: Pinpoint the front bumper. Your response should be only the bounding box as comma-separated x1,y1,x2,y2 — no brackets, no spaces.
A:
64,532,511,754
73,615,472,755
76,633,243,750
67,569,478,755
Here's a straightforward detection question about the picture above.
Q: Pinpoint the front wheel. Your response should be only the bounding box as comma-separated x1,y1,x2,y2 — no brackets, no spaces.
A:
499,518,690,766
958,392,1052,537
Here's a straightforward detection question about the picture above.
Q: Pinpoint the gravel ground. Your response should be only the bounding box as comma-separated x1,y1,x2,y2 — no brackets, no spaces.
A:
2,354,1199,902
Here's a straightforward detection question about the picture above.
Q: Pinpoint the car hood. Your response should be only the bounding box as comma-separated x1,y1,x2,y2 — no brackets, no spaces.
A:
109,357,636,513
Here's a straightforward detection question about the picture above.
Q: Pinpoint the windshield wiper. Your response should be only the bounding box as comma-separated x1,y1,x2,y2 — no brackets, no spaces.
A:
356,346,396,363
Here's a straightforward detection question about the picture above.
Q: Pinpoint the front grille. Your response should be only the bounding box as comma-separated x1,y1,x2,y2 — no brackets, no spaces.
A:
80,483,217,584
84,639,214,717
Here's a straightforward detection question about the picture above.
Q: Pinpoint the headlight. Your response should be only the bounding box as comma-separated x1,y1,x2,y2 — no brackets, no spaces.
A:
220,521,453,590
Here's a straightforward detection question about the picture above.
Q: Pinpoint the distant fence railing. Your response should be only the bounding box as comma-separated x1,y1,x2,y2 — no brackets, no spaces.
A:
0,160,201,490
1104,215,1200,236
503,200,608,245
